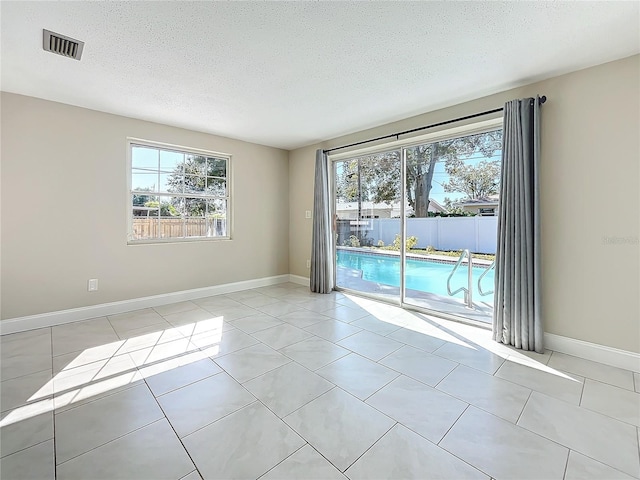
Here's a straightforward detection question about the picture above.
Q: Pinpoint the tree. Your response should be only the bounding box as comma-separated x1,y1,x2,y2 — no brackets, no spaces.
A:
443,159,501,200
334,130,502,219
166,155,226,216
144,200,179,217
132,188,155,207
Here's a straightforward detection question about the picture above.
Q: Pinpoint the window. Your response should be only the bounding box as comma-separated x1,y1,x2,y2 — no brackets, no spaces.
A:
478,207,496,216
128,140,230,243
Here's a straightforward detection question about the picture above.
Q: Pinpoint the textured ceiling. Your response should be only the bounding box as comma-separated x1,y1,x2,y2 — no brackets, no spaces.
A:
1,2,638,150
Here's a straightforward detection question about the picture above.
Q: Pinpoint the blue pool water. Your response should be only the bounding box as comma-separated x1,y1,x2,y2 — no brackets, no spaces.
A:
337,250,494,304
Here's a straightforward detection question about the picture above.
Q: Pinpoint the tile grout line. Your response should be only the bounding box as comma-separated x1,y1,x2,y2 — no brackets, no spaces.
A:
150,359,225,397
360,372,402,403
53,399,166,468
278,386,339,422
514,390,534,425
143,378,205,479
0,366,53,389
50,326,58,480
341,421,398,474
578,376,587,406
254,442,309,479
432,362,461,389
0,438,52,463
436,403,470,447
561,448,571,480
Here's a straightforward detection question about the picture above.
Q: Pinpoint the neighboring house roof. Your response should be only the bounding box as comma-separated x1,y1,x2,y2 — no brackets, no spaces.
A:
456,196,500,207
428,199,447,213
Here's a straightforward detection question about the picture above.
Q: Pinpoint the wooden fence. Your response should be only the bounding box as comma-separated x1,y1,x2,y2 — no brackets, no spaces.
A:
132,217,226,239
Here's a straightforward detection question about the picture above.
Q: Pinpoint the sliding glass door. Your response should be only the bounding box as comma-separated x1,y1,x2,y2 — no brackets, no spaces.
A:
334,150,401,302
401,131,502,323
332,126,502,324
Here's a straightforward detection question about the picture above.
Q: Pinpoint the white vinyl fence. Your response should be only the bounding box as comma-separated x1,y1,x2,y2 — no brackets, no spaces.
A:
338,217,498,254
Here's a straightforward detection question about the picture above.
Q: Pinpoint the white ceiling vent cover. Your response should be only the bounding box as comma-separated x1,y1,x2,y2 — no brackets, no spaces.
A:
43,29,84,60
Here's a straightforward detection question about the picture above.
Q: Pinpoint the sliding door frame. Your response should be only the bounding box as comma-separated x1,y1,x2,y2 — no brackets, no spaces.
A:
329,117,503,327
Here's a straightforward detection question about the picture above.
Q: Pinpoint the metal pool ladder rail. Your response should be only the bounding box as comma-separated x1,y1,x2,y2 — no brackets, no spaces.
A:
447,249,473,308
477,260,496,296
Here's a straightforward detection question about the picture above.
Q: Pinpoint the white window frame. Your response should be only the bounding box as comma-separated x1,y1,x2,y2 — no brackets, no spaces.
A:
126,138,232,244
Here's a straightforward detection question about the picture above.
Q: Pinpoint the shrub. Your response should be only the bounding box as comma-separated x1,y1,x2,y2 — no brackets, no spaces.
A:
377,240,385,247
392,234,418,251
348,235,360,247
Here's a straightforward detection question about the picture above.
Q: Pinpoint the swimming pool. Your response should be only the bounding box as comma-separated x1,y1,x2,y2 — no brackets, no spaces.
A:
336,249,494,305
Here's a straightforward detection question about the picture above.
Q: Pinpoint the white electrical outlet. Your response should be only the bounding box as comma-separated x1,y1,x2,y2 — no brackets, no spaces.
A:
306,259,311,269
305,210,311,219
88,279,99,292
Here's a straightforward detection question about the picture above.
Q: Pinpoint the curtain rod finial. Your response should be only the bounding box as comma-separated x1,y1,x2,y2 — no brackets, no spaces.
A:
539,95,547,104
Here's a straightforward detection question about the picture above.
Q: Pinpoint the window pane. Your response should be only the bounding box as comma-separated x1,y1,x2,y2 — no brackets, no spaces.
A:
207,199,227,237
132,146,159,170
158,196,184,239
185,175,206,194
132,169,158,192
131,217,157,240
159,172,181,194
160,150,183,173
206,178,226,196
185,155,207,176
208,157,227,178
131,194,159,240
183,199,204,238
131,193,158,211
184,197,207,217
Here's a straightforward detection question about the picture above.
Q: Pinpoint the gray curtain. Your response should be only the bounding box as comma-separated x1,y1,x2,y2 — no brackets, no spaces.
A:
493,96,543,352
310,149,334,293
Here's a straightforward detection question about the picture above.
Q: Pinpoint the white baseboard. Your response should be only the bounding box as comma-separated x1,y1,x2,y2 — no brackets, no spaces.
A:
544,332,640,373
288,274,310,287
0,274,291,335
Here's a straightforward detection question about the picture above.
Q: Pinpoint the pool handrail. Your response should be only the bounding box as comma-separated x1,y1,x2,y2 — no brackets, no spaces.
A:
446,249,473,308
477,260,496,296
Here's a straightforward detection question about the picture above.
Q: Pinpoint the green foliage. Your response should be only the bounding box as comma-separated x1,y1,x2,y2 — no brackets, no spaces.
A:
377,240,385,247
347,235,361,247
391,234,418,251
443,159,501,200
167,155,226,216
440,198,478,216
144,200,179,217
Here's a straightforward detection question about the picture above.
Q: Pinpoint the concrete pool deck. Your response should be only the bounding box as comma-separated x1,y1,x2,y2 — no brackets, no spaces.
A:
336,266,494,324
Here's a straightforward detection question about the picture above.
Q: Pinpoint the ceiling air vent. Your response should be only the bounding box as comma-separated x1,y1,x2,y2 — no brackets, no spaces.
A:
43,29,84,60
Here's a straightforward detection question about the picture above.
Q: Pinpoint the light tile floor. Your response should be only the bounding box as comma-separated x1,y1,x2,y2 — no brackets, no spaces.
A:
1,283,639,480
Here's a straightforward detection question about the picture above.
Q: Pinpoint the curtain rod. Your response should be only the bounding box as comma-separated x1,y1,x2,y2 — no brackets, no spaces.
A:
323,95,546,154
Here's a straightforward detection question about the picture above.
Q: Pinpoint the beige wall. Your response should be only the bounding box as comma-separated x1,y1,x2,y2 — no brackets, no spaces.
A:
289,55,640,353
1,93,290,319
